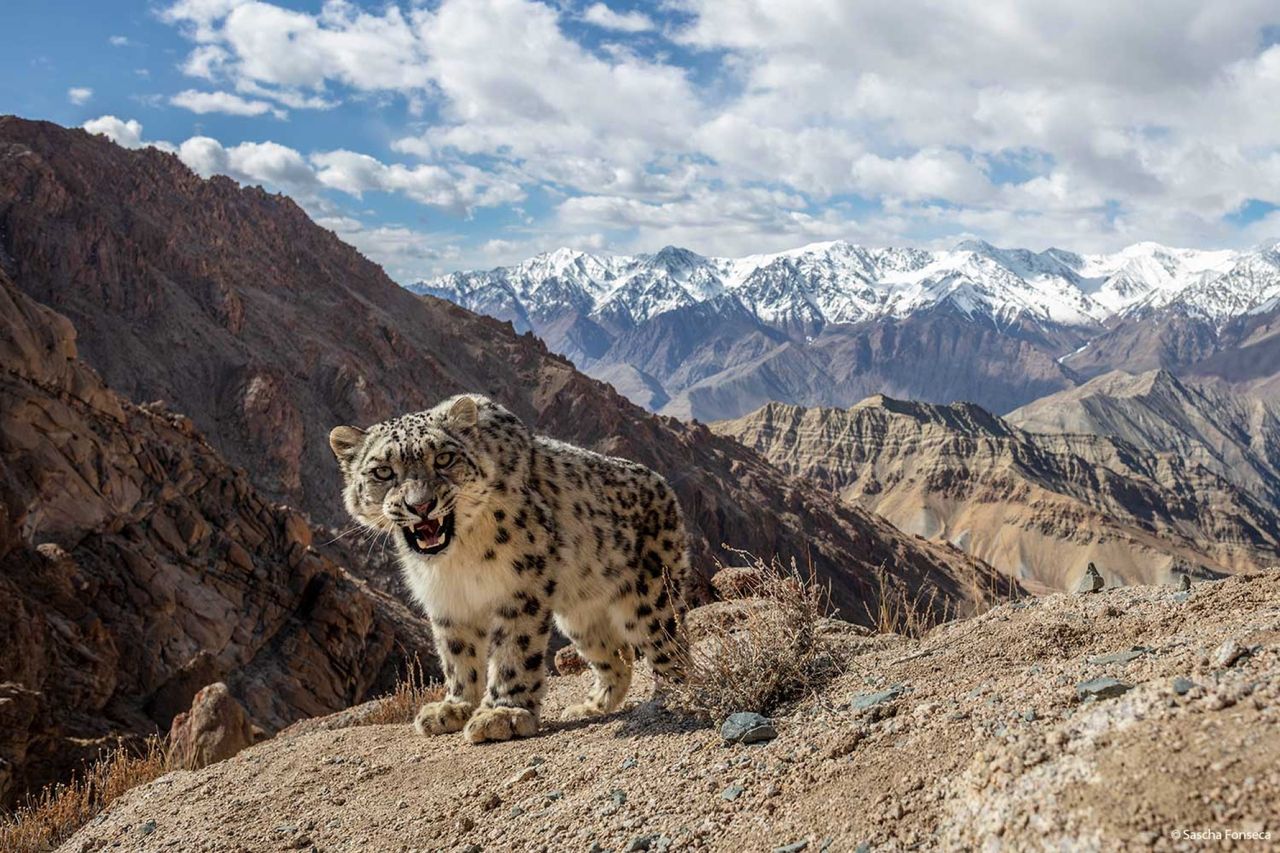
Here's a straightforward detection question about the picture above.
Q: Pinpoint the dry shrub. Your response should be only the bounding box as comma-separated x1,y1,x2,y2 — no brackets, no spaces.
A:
863,563,955,638
358,654,443,726
0,735,171,853
666,550,838,722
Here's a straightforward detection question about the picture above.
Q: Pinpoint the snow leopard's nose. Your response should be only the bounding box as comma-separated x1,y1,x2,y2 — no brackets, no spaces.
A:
410,498,437,519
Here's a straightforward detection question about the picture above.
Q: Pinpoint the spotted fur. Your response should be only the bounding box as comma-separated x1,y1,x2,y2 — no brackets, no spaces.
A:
329,394,690,743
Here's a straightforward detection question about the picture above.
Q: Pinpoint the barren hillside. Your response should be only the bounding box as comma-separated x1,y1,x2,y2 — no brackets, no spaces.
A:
64,573,1280,851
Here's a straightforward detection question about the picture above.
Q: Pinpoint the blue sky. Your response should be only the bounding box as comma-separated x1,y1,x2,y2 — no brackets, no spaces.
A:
4,0,1280,282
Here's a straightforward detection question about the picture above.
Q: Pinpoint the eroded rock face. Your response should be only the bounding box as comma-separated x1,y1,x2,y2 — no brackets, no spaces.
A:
167,683,260,771
0,271,433,806
713,396,1280,590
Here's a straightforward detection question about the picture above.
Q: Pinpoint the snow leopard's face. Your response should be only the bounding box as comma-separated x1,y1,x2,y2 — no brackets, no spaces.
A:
329,395,527,559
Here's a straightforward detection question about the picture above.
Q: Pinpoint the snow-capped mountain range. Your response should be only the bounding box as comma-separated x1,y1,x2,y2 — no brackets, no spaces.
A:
414,239,1280,335
410,240,1280,421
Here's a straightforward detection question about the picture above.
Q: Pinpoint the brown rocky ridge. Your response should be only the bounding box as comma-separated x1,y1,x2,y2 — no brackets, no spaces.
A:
63,572,1280,852
0,269,433,808
711,396,1280,592
0,115,1010,619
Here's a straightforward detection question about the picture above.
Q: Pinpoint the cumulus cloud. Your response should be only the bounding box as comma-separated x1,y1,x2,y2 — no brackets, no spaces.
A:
67,87,93,105
145,0,1280,260
108,35,131,47
581,3,654,33
171,89,286,118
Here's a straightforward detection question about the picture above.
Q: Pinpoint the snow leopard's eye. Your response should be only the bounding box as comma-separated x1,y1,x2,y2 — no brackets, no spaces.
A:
434,451,456,468
371,465,395,481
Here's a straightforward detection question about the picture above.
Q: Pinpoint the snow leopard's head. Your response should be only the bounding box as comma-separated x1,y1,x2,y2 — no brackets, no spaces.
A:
329,394,530,559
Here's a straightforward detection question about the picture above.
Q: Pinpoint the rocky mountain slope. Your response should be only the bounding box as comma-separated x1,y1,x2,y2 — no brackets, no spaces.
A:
0,118,1010,622
0,269,433,808
64,573,1280,851
1008,370,1280,504
712,397,1280,591
417,240,1280,419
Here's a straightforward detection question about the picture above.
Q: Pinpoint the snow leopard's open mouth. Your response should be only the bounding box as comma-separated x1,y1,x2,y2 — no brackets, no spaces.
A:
403,511,455,556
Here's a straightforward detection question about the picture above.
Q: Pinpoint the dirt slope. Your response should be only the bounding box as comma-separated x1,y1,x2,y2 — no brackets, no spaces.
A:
65,573,1280,852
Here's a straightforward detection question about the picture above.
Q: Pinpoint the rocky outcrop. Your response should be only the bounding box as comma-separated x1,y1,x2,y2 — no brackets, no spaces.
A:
0,270,433,806
167,683,260,771
0,116,1009,622
713,396,1280,591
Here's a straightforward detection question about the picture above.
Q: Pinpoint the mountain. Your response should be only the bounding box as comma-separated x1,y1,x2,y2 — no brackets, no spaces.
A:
711,397,1280,592
416,240,1280,419
0,116,1009,622
0,267,433,807
1008,370,1280,504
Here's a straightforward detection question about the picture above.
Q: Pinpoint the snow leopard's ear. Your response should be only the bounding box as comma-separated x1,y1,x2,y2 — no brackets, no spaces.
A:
328,425,366,466
447,395,479,429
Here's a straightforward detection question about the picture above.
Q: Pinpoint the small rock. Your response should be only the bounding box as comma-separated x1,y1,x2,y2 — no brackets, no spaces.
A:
851,687,903,710
1076,677,1133,701
1086,647,1146,665
481,792,502,811
1178,574,1192,592
720,712,778,744
621,756,638,770
624,836,656,852
1212,639,1248,668
546,790,563,801
461,845,482,853
773,842,809,853
505,766,538,786
1022,709,1037,722
711,565,766,599
1075,562,1105,594
510,806,526,817
1172,676,1196,696
529,755,546,766
139,820,157,837
721,784,744,801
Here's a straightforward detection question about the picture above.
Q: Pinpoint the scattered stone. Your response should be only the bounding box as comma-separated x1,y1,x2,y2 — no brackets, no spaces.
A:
1022,709,1037,722
851,687,903,710
505,766,539,785
461,845,482,853
1087,647,1146,665
1178,574,1192,592
546,790,563,801
624,836,656,852
139,819,157,837
773,842,809,853
722,784,745,801
1076,677,1133,700
1076,563,1105,594
510,805,525,817
1212,639,1249,668
481,792,502,811
529,755,546,766
1172,677,1196,696
720,712,778,745
621,756,638,770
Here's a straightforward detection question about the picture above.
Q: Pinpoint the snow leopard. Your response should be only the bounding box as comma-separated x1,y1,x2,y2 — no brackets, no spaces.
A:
329,394,690,744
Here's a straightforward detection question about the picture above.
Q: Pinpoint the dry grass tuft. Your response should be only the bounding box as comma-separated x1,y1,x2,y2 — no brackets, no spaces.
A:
359,655,444,726
863,563,953,638
0,735,171,853
666,550,839,722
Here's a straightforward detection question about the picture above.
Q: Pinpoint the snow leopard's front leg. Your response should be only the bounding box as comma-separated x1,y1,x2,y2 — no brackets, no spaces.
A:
415,616,486,736
463,590,552,744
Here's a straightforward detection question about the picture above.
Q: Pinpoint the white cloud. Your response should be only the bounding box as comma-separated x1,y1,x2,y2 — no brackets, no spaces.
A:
83,115,145,147
108,35,131,47
149,0,1280,259
581,3,654,33
67,87,93,105
170,89,282,118
171,89,286,118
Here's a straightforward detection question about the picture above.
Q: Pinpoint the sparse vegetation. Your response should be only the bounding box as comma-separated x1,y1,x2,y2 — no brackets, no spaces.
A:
0,735,171,853
358,654,444,726
667,550,840,722
863,563,951,638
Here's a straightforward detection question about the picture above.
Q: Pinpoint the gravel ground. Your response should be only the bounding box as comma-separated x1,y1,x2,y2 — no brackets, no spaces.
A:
64,573,1280,852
